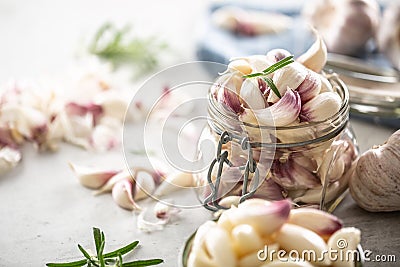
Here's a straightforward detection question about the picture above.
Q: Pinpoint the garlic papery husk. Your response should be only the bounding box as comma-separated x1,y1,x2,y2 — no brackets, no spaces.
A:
268,62,307,103
303,0,380,56
0,146,21,174
112,178,142,211
349,130,400,212
154,201,181,220
288,208,343,239
68,162,119,189
296,70,322,104
377,3,400,70
271,158,321,190
215,74,244,114
327,227,361,267
300,92,342,122
266,49,292,63
239,78,265,109
240,89,301,127
297,30,327,73
252,177,286,201
275,223,331,266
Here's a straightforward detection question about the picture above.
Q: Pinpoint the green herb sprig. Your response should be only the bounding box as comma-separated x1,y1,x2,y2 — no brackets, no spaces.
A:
46,227,163,267
89,23,167,77
242,55,294,79
264,77,281,98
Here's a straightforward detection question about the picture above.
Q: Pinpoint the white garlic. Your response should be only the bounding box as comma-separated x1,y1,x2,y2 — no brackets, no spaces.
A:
349,130,400,212
239,78,266,109
303,0,380,56
153,171,194,197
266,49,292,63
112,178,142,211
297,29,328,73
300,92,342,122
296,70,322,103
215,74,244,114
68,162,119,189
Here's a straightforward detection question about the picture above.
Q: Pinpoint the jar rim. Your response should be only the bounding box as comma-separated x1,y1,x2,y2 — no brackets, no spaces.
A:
208,73,349,131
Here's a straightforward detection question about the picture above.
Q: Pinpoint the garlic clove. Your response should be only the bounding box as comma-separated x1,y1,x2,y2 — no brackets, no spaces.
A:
204,225,237,267
193,220,218,250
319,75,334,93
297,30,328,72
153,201,181,220
266,49,292,63
327,227,361,267
112,178,141,211
296,70,322,104
252,178,286,200
227,59,253,75
94,169,134,195
300,92,342,122
187,245,216,267
275,223,331,266
268,62,307,103
68,162,119,189
153,172,194,197
229,199,291,236
93,91,129,121
239,79,266,109
0,146,22,174
216,74,244,114
231,55,273,73
231,224,264,257
240,89,301,127
218,196,241,209
133,171,156,201
262,259,315,266
288,208,343,239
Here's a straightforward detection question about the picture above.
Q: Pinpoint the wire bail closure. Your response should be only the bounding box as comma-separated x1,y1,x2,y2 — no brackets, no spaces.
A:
203,131,260,211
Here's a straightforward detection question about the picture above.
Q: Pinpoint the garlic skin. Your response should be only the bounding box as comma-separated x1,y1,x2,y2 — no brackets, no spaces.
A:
240,89,301,127
377,3,400,70
300,92,342,122
303,0,380,56
239,78,265,109
349,130,400,212
297,30,328,72
0,147,21,174
68,162,119,189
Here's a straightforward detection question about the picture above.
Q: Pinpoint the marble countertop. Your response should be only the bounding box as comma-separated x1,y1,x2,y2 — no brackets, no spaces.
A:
0,0,398,266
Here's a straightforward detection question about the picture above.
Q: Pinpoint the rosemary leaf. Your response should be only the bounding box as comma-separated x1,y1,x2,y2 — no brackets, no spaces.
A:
104,241,139,258
77,244,98,266
121,259,164,266
243,55,294,79
98,240,106,267
264,77,281,98
46,260,87,267
93,228,102,256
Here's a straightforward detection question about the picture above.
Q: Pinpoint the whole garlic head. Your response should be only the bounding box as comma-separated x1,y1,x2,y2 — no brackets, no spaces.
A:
303,0,380,56
349,130,400,212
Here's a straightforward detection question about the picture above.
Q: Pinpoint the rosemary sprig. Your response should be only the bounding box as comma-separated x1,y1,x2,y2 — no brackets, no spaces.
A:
243,55,294,78
264,77,281,98
46,227,163,267
89,23,167,77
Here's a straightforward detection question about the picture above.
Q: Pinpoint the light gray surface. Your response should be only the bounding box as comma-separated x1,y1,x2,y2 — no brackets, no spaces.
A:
0,1,399,266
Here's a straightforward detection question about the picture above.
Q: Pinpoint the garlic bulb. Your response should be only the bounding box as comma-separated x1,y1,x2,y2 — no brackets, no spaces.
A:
349,130,400,212
303,0,380,56
377,3,400,70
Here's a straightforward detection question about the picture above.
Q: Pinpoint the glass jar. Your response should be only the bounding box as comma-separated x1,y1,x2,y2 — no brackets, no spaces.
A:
195,73,359,212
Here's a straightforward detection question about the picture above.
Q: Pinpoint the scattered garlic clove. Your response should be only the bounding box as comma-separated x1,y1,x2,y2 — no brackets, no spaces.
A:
93,91,129,121
154,172,194,197
240,89,301,127
266,49,292,63
231,224,264,257
327,227,361,267
0,146,22,174
296,70,322,104
377,3,400,70
134,171,156,201
239,79,266,109
297,30,327,72
300,92,342,122
229,199,291,236
288,208,343,239
268,62,307,103
112,178,141,211
94,169,134,195
68,162,119,189
275,223,331,266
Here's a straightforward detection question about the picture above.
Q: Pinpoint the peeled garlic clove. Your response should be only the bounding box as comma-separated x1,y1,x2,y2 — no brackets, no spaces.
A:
206,228,237,267
266,49,292,63
229,199,291,236
263,260,315,267
300,92,341,122
349,130,400,212
154,172,194,197
218,196,241,208
0,146,21,174
297,30,327,72
112,178,141,211
187,245,216,267
296,70,322,103
240,79,266,109
328,227,361,267
227,59,253,75
288,208,343,238
377,3,400,69
68,162,119,189
275,224,331,266
232,224,264,257
268,62,307,103
240,89,301,127
193,220,218,250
